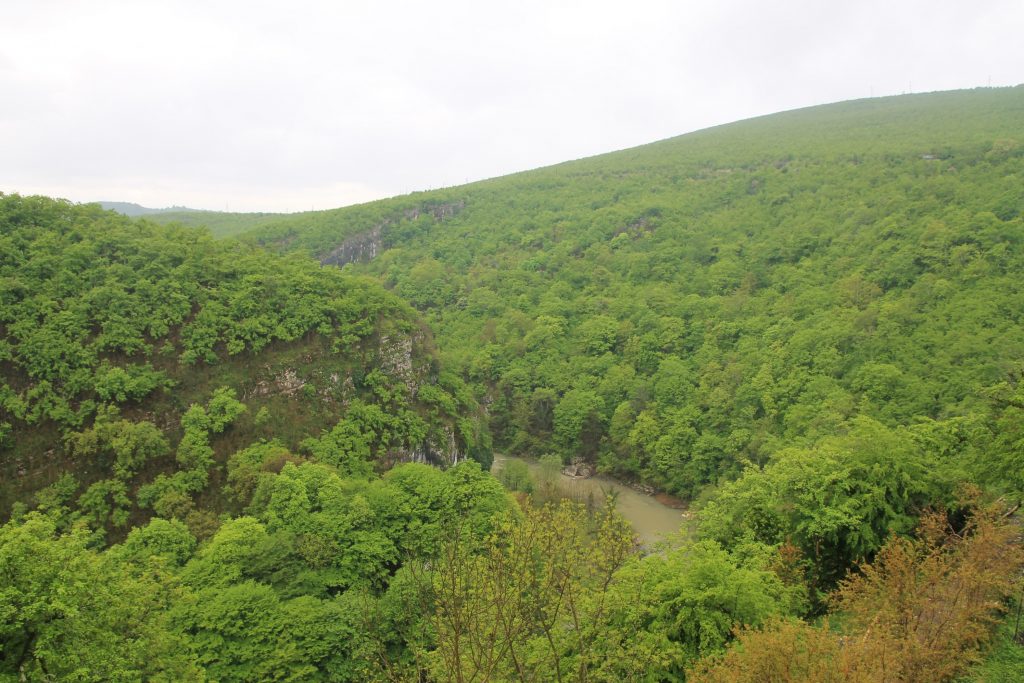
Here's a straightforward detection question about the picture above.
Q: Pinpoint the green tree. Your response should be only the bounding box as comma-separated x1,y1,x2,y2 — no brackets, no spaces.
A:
0,513,200,681
554,389,606,461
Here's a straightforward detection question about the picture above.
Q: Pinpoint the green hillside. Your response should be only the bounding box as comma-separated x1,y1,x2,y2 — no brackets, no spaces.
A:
144,208,290,237
97,198,298,237
235,87,1024,500
0,194,490,531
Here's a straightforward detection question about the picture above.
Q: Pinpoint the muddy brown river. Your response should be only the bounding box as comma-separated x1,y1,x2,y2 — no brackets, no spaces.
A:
491,454,691,548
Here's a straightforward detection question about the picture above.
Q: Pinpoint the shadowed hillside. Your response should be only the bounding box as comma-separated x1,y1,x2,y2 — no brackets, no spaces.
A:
0,195,490,533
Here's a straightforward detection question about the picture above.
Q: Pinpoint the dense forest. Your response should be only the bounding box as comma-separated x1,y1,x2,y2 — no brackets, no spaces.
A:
0,195,492,525
3,87,1024,681
240,88,1024,502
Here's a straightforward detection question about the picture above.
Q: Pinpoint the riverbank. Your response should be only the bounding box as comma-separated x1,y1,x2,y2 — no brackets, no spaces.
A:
561,467,689,510
492,454,691,547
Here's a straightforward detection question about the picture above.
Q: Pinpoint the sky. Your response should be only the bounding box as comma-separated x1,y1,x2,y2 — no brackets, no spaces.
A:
2,0,1022,213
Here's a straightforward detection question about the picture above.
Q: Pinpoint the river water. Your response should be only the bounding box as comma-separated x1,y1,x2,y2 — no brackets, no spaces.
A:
491,454,690,548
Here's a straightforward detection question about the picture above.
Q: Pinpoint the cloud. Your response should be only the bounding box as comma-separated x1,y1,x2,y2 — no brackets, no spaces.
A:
2,0,1022,212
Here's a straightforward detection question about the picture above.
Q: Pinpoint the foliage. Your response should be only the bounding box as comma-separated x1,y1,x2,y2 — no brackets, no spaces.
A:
0,513,200,681
65,405,170,480
1,193,486,529
165,460,509,681
495,457,533,493
832,500,1024,681
579,539,798,680
698,416,955,592
112,517,197,567
232,87,1024,499
689,499,1024,683
977,376,1024,498
426,500,636,682
963,612,1024,683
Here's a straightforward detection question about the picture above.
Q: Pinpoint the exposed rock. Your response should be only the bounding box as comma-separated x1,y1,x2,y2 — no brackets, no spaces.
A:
317,371,350,402
422,427,463,467
379,335,415,387
430,200,465,220
319,201,466,268
141,410,179,432
562,459,594,478
440,426,461,465
406,445,429,465
249,367,306,398
384,426,464,470
320,224,384,267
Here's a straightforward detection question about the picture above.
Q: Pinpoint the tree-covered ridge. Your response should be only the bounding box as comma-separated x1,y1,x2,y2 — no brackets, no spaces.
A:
143,207,289,238
0,193,489,530
222,87,1024,500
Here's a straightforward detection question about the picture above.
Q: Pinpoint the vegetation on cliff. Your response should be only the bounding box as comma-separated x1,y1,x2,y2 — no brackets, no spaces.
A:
0,194,489,538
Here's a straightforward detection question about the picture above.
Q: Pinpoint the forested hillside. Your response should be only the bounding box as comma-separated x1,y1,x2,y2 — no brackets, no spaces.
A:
0,194,490,533
3,88,1024,681
243,87,1024,500
144,207,289,237
98,202,200,218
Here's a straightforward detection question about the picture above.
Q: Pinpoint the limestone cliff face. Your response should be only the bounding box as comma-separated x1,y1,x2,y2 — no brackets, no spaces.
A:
401,426,462,468
238,325,470,469
311,200,473,468
378,334,417,390
376,329,467,468
320,224,384,267
318,201,466,268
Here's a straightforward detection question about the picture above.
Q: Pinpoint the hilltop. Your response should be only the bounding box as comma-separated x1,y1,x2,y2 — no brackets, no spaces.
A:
98,201,201,216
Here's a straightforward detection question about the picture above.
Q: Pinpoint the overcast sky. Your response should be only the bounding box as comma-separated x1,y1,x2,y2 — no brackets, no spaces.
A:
2,1,1022,213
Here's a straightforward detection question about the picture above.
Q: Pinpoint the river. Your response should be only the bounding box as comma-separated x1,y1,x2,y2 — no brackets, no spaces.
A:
491,454,691,548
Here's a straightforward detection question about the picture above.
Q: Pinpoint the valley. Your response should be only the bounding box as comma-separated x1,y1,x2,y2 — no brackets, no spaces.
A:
2,87,1023,681
491,454,689,548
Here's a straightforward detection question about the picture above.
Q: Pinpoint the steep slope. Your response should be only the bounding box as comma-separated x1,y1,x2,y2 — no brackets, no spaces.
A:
0,194,489,534
230,87,1024,498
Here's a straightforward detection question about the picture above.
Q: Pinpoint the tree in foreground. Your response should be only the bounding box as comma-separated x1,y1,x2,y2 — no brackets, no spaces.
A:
425,500,634,682
0,513,200,682
689,495,1024,683
424,498,798,682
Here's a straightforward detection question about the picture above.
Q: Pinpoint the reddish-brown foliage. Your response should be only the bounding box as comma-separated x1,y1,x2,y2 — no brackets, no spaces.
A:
690,498,1024,683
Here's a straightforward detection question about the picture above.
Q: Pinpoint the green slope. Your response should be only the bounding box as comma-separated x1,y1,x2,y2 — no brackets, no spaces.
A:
224,86,1024,498
143,208,290,237
0,194,489,532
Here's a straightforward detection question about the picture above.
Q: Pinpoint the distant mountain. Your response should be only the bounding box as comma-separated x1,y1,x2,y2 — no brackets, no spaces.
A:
98,201,201,216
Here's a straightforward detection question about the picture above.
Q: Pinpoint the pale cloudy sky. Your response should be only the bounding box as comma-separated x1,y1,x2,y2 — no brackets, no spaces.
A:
2,0,1022,213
